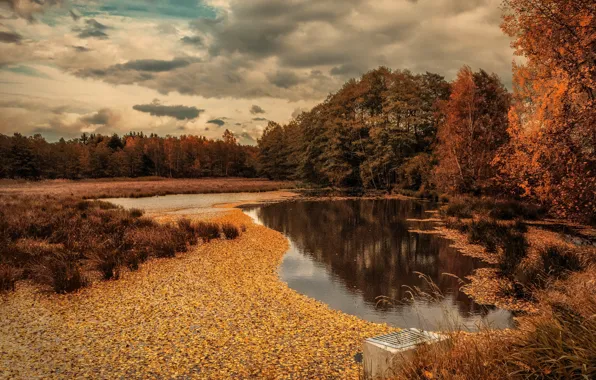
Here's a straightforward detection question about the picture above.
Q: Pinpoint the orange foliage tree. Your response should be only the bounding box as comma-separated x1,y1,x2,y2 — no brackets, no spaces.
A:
434,66,510,194
496,0,596,221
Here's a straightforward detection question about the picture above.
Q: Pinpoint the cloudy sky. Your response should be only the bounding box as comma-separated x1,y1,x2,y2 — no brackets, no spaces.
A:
0,0,514,145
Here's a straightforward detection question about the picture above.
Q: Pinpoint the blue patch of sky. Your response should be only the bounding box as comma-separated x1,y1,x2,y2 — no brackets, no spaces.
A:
2,65,51,79
74,0,217,20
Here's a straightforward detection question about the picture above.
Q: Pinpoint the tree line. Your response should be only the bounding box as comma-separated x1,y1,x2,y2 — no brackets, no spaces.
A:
0,130,258,179
258,0,595,222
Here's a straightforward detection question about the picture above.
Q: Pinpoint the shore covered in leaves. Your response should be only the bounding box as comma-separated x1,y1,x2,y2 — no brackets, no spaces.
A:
0,207,394,379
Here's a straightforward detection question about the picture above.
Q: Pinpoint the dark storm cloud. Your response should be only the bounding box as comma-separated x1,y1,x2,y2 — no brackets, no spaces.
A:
180,35,203,46
76,57,200,87
76,19,110,40
64,0,512,100
120,58,193,72
267,70,302,89
132,103,204,120
80,108,113,125
207,118,225,126
252,117,267,121
330,63,365,78
69,9,81,21
250,105,265,114
0,31,22,43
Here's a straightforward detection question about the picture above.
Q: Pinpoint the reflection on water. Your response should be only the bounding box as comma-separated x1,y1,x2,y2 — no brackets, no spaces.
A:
243,199,514,331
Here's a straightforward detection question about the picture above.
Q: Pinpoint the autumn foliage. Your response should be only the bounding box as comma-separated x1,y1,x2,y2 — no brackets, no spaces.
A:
434,66,510,194
496,0,596,221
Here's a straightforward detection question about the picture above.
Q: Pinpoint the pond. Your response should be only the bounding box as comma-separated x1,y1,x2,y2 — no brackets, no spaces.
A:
243,198,514,331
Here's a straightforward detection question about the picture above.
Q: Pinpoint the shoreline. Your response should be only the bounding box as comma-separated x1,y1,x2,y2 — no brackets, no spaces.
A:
0,199,395,379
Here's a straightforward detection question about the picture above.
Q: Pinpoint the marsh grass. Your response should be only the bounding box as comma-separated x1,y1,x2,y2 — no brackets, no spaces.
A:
196,222,221,242
387,267,596,380
443,197,545,220
221,223,240,240
0,195,242,293
0,263,19,291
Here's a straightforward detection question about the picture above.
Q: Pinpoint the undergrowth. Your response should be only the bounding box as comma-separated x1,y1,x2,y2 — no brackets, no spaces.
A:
0,195,243,293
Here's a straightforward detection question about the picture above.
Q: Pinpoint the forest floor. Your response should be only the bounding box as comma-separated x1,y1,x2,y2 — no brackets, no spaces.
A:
0,177,296,199
0,205,394,379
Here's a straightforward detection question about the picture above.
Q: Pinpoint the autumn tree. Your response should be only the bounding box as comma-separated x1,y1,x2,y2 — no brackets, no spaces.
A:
434,66,510,194
497,0,595,220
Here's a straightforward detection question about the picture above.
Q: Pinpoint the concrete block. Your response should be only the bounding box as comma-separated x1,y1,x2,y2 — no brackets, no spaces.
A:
363,328,449,379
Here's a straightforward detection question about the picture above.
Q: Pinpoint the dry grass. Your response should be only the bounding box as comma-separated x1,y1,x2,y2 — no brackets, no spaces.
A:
0,177,296,199
0,194,243,293
0,209,394,378
402,198,596,379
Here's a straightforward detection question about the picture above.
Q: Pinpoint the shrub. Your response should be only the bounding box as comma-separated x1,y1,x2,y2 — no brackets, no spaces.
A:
499,231,528,276
467,219,509,252
540,245,583,278
89,250,123,280
221,223,240,240
443,201,473,218
177,218,199,246
0,264,19,292
36,251,88,293
129,208,144,218
509,302,596,378
196,222,220,242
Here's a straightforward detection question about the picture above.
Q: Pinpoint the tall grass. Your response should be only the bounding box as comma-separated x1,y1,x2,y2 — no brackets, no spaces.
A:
0,195,242,293
442,197,545,220
390,267,596,379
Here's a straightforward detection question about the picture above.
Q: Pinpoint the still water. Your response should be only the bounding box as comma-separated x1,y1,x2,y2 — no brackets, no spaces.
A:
243,199,514,331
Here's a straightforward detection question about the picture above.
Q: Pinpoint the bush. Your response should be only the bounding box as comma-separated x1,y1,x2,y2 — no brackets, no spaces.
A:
177,218,199,246
540,245,583,278
467,219,509,252
36,251,88,293
499,231,528,275
129,208,144,218
510,302,596,378
89,250,123,280
0,264,19,292
443,201,473,218
196,222,220,242
221,223,240,240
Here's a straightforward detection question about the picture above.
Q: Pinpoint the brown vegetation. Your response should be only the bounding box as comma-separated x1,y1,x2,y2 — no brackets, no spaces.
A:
0,177,295,199
0,195,244,293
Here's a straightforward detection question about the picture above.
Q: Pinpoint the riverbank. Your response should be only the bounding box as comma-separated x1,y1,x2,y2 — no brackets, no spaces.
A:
0,207,394,378
391,197,596,378
0,177,296,199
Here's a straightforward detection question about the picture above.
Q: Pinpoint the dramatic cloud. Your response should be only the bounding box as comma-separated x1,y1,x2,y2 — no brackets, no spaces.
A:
132,102,204,120
250,105,266,114
207,118,225,126
0,0,61,20
76,19,110,40
0,0,516,141
180,35,203,46
0,31,22,43
80,108,115,125
267,70,303,89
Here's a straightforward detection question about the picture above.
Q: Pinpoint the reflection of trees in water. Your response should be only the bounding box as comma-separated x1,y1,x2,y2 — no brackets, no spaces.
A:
251,199,494,318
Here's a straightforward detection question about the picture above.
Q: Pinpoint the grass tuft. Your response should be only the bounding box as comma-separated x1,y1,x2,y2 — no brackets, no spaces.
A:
221,223,241,240
196,222,221,242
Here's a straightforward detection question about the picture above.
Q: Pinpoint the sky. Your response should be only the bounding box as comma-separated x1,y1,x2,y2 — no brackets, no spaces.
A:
0,0,514,145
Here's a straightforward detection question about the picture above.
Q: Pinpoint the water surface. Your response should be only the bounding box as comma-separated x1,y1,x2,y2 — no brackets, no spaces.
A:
104,191,294,215
243,199,513,331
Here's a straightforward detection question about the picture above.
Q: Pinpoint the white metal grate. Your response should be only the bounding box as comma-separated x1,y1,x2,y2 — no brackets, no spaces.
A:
366,329,443,350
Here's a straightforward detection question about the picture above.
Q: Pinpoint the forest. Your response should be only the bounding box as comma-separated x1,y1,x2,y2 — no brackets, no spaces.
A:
1,0,594,224
0,129,258,179
258,3,595,223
